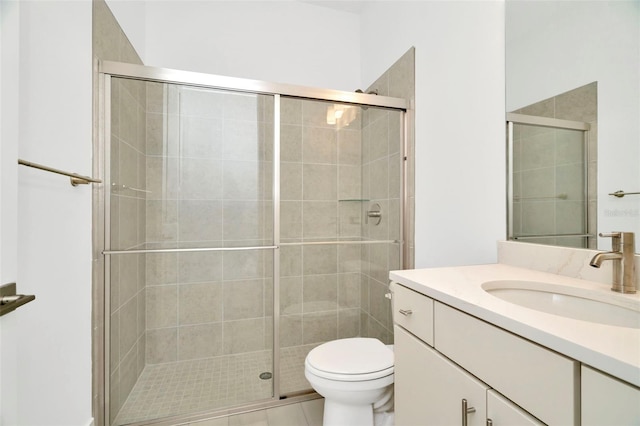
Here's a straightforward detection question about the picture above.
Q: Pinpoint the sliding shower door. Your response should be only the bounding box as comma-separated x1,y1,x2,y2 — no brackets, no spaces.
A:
105,77,275,424
508,115,592,248
99,61,409,426
277,97,404,396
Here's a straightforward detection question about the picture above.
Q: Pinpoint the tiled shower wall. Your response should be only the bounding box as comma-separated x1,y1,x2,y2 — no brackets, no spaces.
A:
511,82,597,248
360,48,415,343
143,87,275,364
108,79,149,420
93,0,148,419
279,98,364,348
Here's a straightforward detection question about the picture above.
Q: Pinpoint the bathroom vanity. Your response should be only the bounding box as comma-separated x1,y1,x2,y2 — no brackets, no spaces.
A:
390,264,640,425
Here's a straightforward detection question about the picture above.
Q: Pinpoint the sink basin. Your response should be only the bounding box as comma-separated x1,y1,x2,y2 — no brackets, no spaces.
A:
482,280,640,329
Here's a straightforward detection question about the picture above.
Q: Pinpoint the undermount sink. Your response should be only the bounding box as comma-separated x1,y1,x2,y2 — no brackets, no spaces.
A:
482,280,640,329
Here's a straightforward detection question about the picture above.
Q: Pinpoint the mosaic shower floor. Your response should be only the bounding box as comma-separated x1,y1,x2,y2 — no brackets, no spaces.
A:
115,344,318,425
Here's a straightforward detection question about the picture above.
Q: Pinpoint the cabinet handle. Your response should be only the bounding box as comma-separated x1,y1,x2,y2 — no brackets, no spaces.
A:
486,420,493,426
461,399,476,426
399,309,413,316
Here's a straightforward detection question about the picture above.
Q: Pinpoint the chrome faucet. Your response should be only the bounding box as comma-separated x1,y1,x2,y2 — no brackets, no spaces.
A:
590,232,637,293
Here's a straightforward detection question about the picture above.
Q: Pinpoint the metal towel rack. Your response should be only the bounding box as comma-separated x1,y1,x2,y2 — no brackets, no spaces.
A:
18,159,102,187
0,283,35,317
609,190,640,198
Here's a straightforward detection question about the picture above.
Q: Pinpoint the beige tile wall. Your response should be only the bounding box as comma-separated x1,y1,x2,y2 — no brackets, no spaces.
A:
511,82,597,248
144,86,274,364
278,47,414,349
108,78,151,420
279,98,364,347
360,47,415,344
93,0,148,419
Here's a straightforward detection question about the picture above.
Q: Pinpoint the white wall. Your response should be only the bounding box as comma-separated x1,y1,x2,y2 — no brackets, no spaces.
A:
2,1,94,424
506,1,640,248
102,0,147,61
140,1,362,91
0,0,20,423
361,1,506,268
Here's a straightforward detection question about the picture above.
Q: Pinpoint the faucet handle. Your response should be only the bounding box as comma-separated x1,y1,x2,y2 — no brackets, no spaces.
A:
599,232,622,238
599,232,623,251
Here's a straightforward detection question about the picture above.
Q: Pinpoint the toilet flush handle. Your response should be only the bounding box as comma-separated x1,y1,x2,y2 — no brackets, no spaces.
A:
398,309,413,316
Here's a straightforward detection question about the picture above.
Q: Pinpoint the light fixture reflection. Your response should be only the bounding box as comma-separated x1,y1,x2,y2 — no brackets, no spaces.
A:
326,104,357,128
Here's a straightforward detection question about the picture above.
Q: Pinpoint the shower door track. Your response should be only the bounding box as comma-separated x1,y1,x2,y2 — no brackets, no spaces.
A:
100,61,408,109
95,60,409,426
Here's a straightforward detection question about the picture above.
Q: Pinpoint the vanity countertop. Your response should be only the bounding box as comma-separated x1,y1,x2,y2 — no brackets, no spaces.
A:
390,263,640,387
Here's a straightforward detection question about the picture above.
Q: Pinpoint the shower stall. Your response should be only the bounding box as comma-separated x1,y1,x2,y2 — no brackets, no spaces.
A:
96,61,409,425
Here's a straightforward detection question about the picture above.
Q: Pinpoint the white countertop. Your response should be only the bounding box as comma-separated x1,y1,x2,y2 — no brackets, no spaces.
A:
390,263,640,387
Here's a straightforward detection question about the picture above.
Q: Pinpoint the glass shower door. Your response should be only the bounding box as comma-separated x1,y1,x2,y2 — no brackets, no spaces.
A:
277,97,404,396
508,119,590,248
106,77,275,424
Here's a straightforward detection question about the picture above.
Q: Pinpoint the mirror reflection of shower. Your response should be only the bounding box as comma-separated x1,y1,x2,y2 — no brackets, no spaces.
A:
507,82,597,249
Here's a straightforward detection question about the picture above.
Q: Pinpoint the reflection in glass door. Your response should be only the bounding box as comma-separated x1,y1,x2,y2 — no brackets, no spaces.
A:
105,78,275,424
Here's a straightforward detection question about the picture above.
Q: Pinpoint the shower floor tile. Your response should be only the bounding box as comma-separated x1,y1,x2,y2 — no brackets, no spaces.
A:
114,344,318,425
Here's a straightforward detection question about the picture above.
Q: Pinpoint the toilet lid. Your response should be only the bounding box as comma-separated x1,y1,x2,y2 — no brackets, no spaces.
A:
306,338,393,376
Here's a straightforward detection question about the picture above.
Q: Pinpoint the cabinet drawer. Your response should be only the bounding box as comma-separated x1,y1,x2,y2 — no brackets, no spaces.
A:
391,282,434,345
435,302,578,425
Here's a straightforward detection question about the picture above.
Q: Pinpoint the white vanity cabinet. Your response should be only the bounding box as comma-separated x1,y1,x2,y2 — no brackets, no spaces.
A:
581,365,640,425
392,282,573,426
394,322,545,426
487,390,545,426
395,325,488,426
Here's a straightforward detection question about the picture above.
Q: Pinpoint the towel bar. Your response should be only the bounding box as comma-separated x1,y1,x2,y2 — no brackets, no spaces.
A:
18,159,101,187
0,283,35,317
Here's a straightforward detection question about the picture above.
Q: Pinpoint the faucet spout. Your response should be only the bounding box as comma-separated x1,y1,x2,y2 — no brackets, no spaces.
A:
589,251,623,268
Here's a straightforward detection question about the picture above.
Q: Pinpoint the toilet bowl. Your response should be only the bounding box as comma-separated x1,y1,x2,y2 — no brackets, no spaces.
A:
304,338,394,426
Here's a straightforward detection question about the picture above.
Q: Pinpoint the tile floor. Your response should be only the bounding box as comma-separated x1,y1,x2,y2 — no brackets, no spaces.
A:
187,399,324,426
115,345,319,425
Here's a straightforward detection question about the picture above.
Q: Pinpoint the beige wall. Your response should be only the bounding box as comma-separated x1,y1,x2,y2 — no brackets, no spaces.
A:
360,48,415,344
143,87,274,363
278,97,364,347
93,0,147,420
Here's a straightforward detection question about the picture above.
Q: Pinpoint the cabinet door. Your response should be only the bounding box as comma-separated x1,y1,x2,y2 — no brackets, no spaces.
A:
395,325,488,426
487,390,545,425
435,302,577,425
582,366,640,426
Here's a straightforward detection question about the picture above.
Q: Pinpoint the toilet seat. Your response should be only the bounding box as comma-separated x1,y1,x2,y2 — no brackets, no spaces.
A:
305,338,394,382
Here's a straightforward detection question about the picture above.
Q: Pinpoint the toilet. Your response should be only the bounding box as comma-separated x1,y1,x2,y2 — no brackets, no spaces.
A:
304,337,394,426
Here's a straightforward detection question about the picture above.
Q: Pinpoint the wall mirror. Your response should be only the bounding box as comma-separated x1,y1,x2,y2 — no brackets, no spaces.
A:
505,0,640,252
